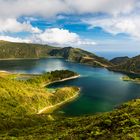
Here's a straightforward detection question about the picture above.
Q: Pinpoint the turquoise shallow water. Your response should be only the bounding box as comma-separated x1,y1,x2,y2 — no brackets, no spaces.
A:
0,58,140,116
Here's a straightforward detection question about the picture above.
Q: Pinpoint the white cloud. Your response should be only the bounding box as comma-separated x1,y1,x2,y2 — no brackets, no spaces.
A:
0,35,30,43
34,28,79,45
32,28,96,46
0,28,96,46
77,40,96,45
0,0,68,19
65,0,136,16
83,14,140,39
0,0,139,45
0,18,41,33
0,0,138,19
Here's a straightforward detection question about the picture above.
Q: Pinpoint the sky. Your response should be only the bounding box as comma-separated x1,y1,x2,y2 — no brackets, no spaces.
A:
0,0,140,54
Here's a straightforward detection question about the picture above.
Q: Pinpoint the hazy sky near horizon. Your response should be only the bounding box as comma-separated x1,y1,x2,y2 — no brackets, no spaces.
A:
0,0,140,52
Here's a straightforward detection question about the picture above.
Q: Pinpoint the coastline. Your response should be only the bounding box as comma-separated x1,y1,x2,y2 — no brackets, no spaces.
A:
44,74,80,87
108,68,140,77
52,75,80,83
38,75,81,114
0,57,132,75
121,76,140,84
0,70,10,73
37,89,80,114
0,57,64,61
0,58,40,61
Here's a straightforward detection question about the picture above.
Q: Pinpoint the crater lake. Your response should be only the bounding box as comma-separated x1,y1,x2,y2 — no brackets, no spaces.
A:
0,58,140,116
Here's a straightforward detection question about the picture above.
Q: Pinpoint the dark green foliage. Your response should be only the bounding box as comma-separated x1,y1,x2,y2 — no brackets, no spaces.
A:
0,99,140,139
0,71,139,139
0,72,139,140
109,55,140,74
0,70,79,118
27,70,77,86
0,40,112,67
110,56,130,65
0,40,56,58
0,41,140,139
59,47,112,67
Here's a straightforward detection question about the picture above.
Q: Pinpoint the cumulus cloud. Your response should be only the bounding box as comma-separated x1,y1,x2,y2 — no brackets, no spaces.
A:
0,18,41,33
32,28,96,46
0,28,96,46
0,0,138,19
0,0,140,45
83,14,140,39
0,35,30,43
0,0,68,19
34,28,79,45
65,0,136,16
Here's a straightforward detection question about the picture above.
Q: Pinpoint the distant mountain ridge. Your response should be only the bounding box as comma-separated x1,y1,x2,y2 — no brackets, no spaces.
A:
49,47,112,67
0,40,112,67
0,40,57,58
2,40,140,75
109,55,140,75
110,56,130,65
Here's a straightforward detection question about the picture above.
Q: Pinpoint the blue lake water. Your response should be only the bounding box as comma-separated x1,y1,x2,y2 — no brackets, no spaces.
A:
0,58,140,116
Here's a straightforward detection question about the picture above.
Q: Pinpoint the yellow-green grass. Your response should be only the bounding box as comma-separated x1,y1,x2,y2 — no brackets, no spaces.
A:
1,71,140,139
0,70,80,118
122,76,140,83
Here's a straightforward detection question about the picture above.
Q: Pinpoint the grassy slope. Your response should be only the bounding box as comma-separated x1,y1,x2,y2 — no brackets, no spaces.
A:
109,55,140,75
122,76,140,83
0,40,57,58
0,98,140,139
0,71,139,139
67,47,112,67
0,41,140,139
0,70,79,118
0,40,112,67
49,47,112,67
110,56,130,65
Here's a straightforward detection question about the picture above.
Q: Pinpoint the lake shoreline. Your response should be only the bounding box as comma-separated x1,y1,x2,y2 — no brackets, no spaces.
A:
121,76,140,84
0,58,40,61
44,75,80,87
37,75,81,114
0,70,10,73
0,57,64,61
108,68,140,77
1,58,140,117
37,89,80,114
1,57,140,77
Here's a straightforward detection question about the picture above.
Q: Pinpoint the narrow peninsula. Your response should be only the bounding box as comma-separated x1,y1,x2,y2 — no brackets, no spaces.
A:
0,70,80,118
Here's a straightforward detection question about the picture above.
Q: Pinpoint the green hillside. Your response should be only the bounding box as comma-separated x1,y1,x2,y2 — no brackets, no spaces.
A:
0,41,140,139
49,47,112,67
0,88,139,139
109,55,140,75
0,71,139,140
0,70,79,118
61,47,112,67
110,56,130,65
0,40,112,67
0,40,57,58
